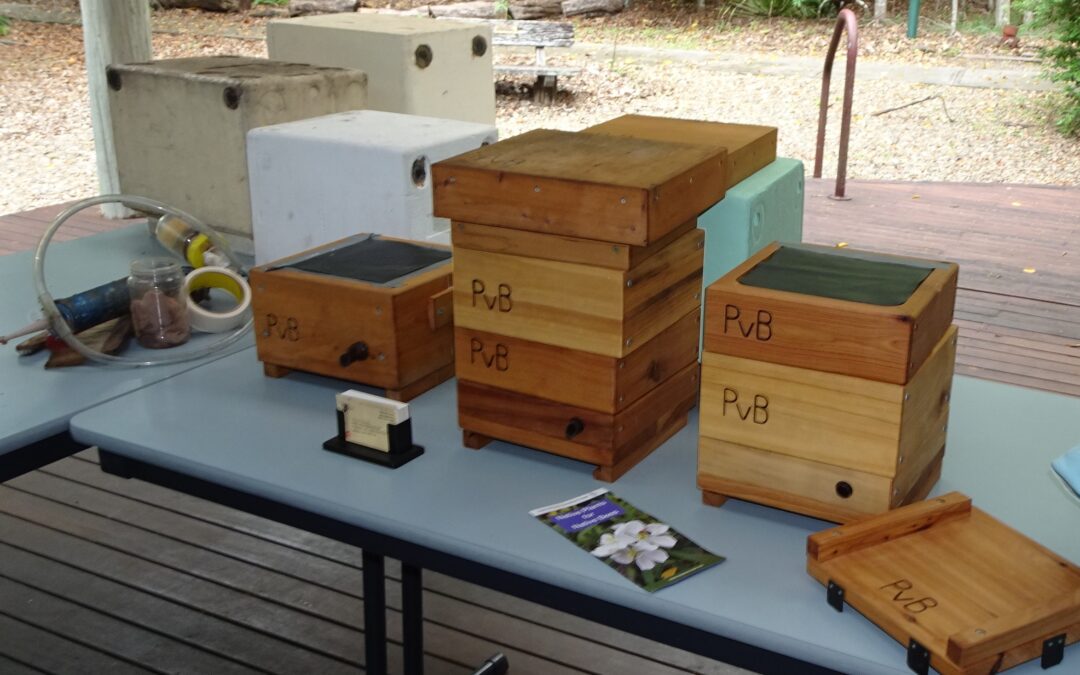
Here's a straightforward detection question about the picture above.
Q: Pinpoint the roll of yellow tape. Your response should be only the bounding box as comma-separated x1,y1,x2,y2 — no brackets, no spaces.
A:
183,266,252,333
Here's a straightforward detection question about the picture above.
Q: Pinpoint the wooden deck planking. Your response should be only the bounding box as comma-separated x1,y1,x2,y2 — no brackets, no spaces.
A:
802,179,1080,396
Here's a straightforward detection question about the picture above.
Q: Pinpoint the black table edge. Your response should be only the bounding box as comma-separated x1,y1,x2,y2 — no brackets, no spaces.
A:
1,431,87,483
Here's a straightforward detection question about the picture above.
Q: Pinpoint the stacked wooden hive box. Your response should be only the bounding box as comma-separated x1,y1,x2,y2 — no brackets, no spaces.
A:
432,128,729,480
698,243,960,522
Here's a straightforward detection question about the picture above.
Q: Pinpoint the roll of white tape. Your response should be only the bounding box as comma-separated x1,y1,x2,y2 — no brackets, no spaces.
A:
183,266,252,333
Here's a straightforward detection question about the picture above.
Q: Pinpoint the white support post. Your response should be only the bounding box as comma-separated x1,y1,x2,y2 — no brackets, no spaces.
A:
951,0,959,33
80,0,152,218
874,0,887,21
996,0,1011,27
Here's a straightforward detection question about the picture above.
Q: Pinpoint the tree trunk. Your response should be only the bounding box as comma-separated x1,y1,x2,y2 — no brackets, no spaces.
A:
80,0,152,219
874,0,886,20
950,0,958,33
562,0,623,17
288,0,359,16
996,0,1011,27
511,0,562,19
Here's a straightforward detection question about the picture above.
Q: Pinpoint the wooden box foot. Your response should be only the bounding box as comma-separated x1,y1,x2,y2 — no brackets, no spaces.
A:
701,490,728,508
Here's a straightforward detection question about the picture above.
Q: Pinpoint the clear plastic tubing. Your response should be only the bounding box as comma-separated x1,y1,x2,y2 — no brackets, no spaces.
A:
33,194,252,367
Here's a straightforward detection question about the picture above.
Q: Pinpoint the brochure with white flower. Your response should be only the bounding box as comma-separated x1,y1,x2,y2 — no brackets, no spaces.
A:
530,488,724,592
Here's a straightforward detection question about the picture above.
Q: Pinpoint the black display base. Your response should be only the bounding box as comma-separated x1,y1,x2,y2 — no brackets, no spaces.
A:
323,437,424,468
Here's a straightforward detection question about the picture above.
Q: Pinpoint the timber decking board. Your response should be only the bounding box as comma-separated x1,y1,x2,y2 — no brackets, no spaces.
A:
0,450,746,675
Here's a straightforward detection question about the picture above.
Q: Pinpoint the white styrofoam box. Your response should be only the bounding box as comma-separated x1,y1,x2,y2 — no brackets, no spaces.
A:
247,110,497,265
108,56,367,241
267,13,495,125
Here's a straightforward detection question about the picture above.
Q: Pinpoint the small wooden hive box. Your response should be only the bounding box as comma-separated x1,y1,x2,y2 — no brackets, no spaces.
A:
250,234,455,401
434,127,726,480
698,242,960,522
807,493,1080,675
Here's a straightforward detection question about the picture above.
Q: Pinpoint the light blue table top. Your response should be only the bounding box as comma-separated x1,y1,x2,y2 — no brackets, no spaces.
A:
70,350,1080,675
0,227,252,454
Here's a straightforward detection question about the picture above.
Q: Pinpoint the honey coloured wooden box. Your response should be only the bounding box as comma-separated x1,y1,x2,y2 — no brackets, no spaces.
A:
451,224,705,358
698,324,957,524
582,114,777,190
807,493,1080,675
432,129,727,246
704,242,958,384
460,361,700,482
249,234,454,401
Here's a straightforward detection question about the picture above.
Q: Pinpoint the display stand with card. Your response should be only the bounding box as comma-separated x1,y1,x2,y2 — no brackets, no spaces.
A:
323,390,424,468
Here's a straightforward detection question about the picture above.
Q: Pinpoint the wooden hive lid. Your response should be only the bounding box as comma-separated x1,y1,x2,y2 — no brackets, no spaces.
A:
432,129,727,246
807,493,1080,675
583,115,777,188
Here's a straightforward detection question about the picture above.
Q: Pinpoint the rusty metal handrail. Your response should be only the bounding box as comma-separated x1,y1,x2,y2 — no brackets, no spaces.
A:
813,8,858,201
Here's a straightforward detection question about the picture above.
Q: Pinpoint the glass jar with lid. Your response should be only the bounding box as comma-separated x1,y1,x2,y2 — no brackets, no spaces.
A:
128,257,190,349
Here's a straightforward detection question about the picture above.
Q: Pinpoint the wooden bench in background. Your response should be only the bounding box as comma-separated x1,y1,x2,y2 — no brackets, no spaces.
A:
490,20,580,103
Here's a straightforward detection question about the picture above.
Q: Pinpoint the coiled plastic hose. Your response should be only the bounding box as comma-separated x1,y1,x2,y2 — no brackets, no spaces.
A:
33,194,252,367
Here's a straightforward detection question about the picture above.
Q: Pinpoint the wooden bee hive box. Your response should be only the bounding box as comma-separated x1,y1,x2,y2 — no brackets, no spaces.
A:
582,114,777,189
807,493,1080,675
250,234,454,401
698,242,959,522
451,224,704,358
704,242,958,384
435,125,724,480
432,128,727,246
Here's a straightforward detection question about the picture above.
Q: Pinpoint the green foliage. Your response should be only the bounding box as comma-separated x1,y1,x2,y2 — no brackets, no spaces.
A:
1021,0,1080,135
730,0,820,18
728,0,860,18
0,15,10,37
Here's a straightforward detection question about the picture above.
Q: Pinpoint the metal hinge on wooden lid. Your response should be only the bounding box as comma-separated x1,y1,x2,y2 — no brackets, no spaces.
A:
1042,634,1066,669
826,580,845,612
906,639,930,675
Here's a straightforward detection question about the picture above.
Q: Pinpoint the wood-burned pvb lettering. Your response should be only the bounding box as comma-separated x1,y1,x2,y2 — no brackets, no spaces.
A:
265,313,300,341
723,304,772,341
722,387,769,424
471,279,512,312
879,579,938,614
469,337,509,371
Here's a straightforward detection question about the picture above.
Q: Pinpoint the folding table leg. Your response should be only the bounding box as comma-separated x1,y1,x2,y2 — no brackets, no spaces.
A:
402,562,424,675
362,550,388,675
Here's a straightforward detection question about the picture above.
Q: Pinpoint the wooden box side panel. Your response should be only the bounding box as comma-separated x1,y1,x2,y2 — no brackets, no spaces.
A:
391,272,455,386
250,268,402,386
616,308,700,412
583,115,777,188
454,308,700,414
647,156,727,240
434,163,652,245
454,327,620,412
452,246,626,356
458,362,697,467
699,351,903,476
698,437,895,523
894,325,958,499
907,267,959,387
450,219,697,270
703,286,915,384
624,228,704,313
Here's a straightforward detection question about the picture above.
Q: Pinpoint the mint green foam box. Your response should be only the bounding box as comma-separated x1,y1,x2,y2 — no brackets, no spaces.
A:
700,157,805,289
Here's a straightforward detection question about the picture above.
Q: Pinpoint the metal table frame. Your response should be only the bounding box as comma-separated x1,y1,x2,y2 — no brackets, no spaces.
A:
97,450,839,675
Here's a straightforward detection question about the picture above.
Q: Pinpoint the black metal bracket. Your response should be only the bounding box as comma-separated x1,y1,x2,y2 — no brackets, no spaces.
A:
826,580,845,612
1042,633,1066,669
907,638,930,675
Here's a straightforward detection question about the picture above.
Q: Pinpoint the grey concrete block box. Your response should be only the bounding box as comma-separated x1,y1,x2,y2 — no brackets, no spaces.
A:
267,14,494,125
107,56,367,240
